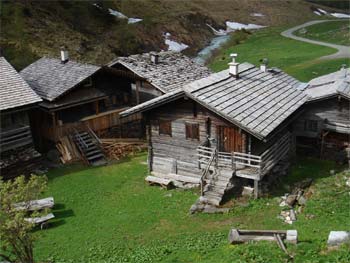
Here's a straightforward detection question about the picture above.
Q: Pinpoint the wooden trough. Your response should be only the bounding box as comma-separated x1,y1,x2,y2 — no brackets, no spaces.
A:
228,229,297,244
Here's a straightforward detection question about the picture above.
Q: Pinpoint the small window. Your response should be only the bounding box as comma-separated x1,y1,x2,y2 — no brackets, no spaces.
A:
185,122,199,140
159,119,172,136
304,120,318,132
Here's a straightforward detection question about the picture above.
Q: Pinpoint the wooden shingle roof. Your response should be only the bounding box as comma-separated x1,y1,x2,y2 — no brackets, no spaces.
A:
305,68,350,101
0,57,42,111
109,51,212,93
122,62,307,140
20,57,100,101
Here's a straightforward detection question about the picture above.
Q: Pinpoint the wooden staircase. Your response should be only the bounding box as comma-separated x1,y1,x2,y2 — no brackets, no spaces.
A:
190,148,234,213
73,130,107,166
201,168,233,206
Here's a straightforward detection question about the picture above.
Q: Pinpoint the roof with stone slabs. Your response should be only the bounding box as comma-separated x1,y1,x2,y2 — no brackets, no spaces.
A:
0,57,42,111
108,51,212,93
20,57,101,102
121,62,307,140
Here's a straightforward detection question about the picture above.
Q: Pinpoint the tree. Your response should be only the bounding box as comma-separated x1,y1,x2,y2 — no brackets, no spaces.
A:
0,175,48,263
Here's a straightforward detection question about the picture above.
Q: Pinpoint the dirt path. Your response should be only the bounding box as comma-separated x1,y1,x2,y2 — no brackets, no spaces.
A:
281,20,350,60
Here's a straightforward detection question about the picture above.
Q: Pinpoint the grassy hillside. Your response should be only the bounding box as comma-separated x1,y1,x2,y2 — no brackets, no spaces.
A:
0,0,338,70
30,154,349,262
295,20,350,46
208,26,350,82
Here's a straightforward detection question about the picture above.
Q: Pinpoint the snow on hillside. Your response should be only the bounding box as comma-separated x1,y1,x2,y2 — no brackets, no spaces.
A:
164,33,189,52
226,21,265,31
316,8,350,18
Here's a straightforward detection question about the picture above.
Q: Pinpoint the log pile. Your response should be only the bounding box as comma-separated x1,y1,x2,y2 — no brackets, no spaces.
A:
101,138,147,160
56,136,81,164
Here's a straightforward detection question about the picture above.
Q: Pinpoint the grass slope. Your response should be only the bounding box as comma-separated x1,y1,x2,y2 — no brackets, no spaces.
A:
33,154,350,262
208,27,350,82
295,20,350,46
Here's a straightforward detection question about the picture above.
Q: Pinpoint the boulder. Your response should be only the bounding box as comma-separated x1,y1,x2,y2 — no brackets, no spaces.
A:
242,186,254,197
286,194,297,207
327,231,350,247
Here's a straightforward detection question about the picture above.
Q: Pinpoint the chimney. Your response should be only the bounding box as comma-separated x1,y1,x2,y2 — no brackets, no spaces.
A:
341,64,347,78
228,53,239,78
150,52,159,64
60,47,69,64
260,58,268,72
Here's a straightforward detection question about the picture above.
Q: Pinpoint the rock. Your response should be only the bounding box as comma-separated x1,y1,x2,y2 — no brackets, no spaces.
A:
346,178,350,187
298,195,307,206
164,193,172,197
330,170,335,175
279,201,287,207
327,231,350,247
297,206,304,214
203,205,230,214
294,178,313,190
306,214,315,219
290,209,297,221
242,186,254,197
286,194,297,207
286,230,298,244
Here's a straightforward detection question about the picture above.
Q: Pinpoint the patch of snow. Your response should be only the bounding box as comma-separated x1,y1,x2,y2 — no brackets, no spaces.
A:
108,8,128,19
128,18,143,24
107,8,142,24
317,8,328,15
313,11,322,16
251,13,265,17
206,24,227,36
165,39,189,52
226,21,265,31
330,12,350,18
164,32,189,52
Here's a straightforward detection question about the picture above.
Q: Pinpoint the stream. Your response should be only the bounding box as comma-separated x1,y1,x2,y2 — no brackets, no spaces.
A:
194,35,231,65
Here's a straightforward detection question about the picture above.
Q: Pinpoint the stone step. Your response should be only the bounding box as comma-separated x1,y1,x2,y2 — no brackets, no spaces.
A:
200,195,221,206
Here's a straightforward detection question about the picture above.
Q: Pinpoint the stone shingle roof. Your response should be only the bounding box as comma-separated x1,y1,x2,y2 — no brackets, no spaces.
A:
305,68,350,101
122,63,307,140
109,51,212,93
0,57,42,111
20,57,101,101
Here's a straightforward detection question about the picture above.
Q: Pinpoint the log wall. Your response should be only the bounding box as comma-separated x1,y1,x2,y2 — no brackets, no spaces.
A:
147,98,247,177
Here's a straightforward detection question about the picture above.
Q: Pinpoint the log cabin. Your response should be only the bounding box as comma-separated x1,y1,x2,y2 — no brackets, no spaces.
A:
19,50,146,157
121,56,308,207
108,51,212,102
294,67,350,161
0,57,42,178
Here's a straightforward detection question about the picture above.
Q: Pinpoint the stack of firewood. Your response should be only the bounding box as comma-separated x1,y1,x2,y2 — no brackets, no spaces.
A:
101,138,147,160
56,136,81,164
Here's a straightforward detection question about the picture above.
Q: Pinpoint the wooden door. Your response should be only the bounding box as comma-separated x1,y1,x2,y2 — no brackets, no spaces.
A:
217,126,244,153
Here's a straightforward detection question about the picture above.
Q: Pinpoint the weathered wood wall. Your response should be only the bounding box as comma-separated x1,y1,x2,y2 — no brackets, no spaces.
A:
294,97,350,138
147,98,247,178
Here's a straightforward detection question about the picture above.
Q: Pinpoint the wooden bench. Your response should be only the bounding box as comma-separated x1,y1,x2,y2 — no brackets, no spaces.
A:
13,197,54,212
145,176,172,189
24,213,55,230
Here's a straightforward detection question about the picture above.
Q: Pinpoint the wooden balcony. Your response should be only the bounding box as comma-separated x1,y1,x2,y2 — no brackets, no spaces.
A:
197,133,291,181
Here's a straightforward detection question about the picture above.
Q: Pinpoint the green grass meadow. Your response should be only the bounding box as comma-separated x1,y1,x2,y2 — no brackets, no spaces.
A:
208,26,350,82
295,20,350,46
32,154,350,262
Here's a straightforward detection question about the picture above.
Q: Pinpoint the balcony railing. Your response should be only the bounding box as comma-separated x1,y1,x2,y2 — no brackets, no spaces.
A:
197,132,291,180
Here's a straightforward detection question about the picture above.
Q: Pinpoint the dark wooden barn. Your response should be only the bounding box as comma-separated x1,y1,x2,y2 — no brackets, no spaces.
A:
20,54,145,152
121,59,308,207
108,51,212,103
294,67,350,161
0,57,42,178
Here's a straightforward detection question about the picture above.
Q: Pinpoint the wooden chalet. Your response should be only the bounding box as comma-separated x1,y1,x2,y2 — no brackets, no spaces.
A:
121,57,308,207
108,51,212,102
294,67,350,161
0,57,42,178
19,52,146,155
